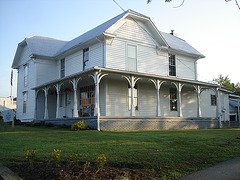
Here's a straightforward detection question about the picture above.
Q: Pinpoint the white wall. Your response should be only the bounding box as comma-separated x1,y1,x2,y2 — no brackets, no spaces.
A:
36,59,57,86
106,18,197,80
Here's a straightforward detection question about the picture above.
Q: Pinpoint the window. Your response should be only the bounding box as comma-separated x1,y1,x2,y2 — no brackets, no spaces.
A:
169,54,176,76
127,45,137,72
83,48,89,71
170,88,177,111
23,92,27,113
80,85,95,108
60,59,65,78
24,64,28,86
128,84,138,110
211,95,216,106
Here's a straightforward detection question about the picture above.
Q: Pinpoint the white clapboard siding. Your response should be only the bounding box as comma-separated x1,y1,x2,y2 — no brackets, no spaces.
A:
100,79,107,116
105,79,130,116
181,87,197,117
65,50,83,76
36,59,57,86
16,52,36,121
114,18,155,46
176,56,196,80
18,45,31,66
138,81,157,116
89,42,103,68
36,90,45,119
138,45,168,76
200,89,217,117
106,39,126,70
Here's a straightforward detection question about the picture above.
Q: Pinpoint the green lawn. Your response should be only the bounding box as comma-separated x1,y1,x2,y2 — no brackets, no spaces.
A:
0,122,240,179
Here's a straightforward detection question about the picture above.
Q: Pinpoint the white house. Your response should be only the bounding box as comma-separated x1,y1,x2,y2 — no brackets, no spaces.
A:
12,10,230,130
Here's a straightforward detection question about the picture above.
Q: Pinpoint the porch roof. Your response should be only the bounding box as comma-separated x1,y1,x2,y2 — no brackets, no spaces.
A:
32,66,219,90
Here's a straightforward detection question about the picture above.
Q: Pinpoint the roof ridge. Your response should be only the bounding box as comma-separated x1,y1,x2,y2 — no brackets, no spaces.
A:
26,35,68,42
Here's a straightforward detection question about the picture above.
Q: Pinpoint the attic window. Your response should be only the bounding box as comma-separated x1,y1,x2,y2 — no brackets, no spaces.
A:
83,48,89,71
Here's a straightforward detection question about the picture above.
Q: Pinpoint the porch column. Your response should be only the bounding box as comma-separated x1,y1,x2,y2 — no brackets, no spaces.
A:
44,87,49,119
195,85,202,118
122,75,141,117
71,78,81,118
34,90,39,120
175,82,183,117
91,71,108,117
149,79,164,116
90,71,108,131
55,84,61,118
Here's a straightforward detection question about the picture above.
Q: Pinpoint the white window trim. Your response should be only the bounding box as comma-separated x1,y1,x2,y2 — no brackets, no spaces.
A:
126,44,137,72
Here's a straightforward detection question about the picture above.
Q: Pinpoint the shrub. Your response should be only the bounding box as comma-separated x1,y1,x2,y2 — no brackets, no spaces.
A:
71,120,87,131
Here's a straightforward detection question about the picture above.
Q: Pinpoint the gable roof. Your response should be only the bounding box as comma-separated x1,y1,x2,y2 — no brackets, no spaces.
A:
12,9,204,68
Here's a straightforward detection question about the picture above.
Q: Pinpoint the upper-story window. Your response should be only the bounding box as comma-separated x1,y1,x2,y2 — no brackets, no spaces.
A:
83,48,89,71
169,54,176,76
170,88,177,111
60,58,65,78
128,84,138,110
211,95,216,106
127,45,137,72
23,91,27,113
24,64,28,87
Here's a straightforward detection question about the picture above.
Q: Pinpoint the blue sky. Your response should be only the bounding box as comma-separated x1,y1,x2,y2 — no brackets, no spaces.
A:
0,0,239,97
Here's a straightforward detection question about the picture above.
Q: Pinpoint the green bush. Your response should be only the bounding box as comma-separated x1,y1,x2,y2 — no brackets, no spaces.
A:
71,120,87,131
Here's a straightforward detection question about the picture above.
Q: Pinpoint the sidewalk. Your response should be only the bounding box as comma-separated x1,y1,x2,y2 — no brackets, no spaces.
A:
179,157,240,180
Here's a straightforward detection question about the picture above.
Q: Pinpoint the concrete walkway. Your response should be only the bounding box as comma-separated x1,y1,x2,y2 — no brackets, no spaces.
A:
179,157,240,180
0,163,22,180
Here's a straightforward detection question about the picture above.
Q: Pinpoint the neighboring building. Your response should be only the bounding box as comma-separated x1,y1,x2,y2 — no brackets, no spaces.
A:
229,95,240,122
12,10,230,130
0,97,17,116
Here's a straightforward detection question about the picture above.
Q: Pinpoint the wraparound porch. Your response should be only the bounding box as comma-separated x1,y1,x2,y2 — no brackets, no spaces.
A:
33,67,221,130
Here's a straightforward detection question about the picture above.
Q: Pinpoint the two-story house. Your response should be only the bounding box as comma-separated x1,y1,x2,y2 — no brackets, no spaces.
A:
12,10,230,130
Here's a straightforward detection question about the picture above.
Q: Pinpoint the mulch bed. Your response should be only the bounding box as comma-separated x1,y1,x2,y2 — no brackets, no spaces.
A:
9,162,160,179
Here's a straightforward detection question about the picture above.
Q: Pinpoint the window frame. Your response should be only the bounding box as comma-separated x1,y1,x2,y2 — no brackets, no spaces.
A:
24,64,28,87
23,91,27,113
170,88,177,111
211,94,217,106
127,44,137,72
60,58,65,78
128,84,138,111
169,54,176,76
83,48,89,71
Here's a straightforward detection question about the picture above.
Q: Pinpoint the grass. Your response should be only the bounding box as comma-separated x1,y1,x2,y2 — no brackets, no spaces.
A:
0,121,240,179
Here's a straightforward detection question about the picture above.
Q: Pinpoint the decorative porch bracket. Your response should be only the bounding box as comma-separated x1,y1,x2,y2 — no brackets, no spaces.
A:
149,79,165,117
172,82,184,117
70,77,82,118
122,75,141,117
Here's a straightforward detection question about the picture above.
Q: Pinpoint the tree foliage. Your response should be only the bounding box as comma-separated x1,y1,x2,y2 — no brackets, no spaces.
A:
147,0,240,10
213,74,240,95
